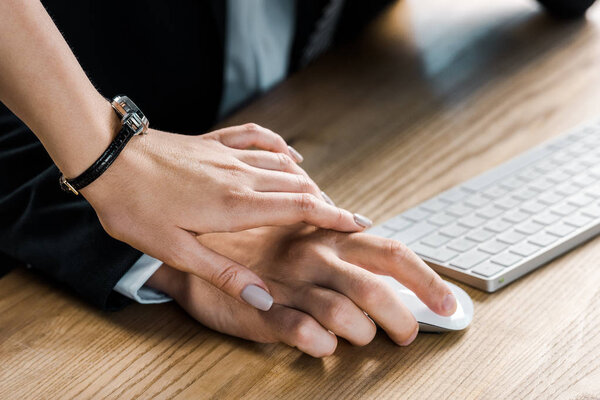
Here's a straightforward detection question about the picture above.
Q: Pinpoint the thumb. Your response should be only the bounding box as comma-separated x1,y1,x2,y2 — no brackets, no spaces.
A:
166,230,274,311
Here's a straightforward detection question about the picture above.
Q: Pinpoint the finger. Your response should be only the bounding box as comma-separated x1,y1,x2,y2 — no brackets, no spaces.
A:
337,233,457,316
267,305,338,358
164,229,274,311
251,169,322,197
213,123,301,161
246,192,370,232
235,149,307,176
276,283,376,346
312,257,419,346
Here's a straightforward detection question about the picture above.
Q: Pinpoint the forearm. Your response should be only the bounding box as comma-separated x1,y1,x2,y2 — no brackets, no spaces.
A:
0,0,116,176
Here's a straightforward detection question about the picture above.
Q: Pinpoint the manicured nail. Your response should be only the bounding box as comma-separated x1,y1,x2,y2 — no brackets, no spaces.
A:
288,145,304,163
442,293,457,314
321,191,335,206
400,326,419,346
353,213,373,228
241,285,273,311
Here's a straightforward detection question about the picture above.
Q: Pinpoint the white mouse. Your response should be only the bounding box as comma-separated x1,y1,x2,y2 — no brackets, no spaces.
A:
378,275,474,332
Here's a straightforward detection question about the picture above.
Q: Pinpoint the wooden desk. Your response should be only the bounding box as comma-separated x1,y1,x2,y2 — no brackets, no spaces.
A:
2,0,600,398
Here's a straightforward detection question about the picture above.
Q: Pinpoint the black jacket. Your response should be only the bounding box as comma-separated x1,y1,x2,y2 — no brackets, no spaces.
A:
0,0,392,309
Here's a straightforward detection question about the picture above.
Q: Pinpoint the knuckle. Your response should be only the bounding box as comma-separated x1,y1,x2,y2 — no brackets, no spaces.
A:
296,193,318,214
243,122,262,134
295,174,313,193
212,264,243,291
386,240,411,265
290,317,316,348
355,280,384,309
325,299,352,327
277,152,294,169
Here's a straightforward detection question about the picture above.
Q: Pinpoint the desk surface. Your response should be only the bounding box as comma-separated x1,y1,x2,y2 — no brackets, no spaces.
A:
2,0,600,398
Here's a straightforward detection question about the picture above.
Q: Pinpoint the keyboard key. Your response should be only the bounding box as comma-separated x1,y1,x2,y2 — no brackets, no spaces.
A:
499,177,525,191
528,233,557,247
491,252,522,267
551,203,577,217
421,233,452,248
450,250,490,270
510,242,540,257
555,182,580,196
446,203,473,217
367,225,396,238
420,198,450,212
402,207,432,222
476,205,504,219
410,244,458,263
483,186,508,199
464,194,490,208
472,261,504,277
520,201,546,214
538,192,564,205
512,188,538,201
497,230,526,245
532,211,561,226
528,178,554,192
568,193,594,207
447,238,478,252
584,183,600,198
458,214,486,228
466,229,496,243
386,216,413,231
545,171,571,183
564,214,592,228
439,187,471,203
518,168,542,181
485,219,512,233
562,162,586,175
546,223,576,237
534,160,557,173
391,221,438,244
495,197,521,210
581,204,600,218
571,174,597,187
502,210,529,223
479,240,509,255
439,224,469,238
428,213,456,226
514,221,544,235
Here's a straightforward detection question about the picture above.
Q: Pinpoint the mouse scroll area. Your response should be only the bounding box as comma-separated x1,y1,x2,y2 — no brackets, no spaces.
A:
378,275,474,332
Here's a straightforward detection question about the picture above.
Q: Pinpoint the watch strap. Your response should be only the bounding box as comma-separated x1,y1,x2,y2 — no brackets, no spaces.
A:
59,123,137,195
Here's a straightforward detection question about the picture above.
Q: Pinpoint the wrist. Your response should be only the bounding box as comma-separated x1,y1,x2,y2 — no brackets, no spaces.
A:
145,263,187,302
54,95,121,178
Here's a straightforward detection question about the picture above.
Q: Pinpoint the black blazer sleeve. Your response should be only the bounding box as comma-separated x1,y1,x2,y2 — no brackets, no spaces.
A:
0,103,142,310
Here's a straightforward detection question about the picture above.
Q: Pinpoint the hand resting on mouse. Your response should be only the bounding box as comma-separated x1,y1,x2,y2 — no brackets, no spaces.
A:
146,224,458,358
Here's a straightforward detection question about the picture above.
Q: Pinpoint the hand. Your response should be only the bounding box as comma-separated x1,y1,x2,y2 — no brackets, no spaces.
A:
83,123,370,311
147,225,457,358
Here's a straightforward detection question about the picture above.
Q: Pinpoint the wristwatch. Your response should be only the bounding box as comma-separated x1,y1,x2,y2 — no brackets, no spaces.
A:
59,95,149,195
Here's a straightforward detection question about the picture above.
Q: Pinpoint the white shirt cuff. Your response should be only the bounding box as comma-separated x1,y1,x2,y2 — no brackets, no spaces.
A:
114,254,172,304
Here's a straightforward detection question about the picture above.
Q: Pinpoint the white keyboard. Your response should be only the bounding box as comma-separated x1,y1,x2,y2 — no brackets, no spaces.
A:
368,118,600,292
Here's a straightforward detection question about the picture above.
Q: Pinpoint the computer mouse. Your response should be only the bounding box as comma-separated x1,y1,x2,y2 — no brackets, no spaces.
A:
378,275,474,332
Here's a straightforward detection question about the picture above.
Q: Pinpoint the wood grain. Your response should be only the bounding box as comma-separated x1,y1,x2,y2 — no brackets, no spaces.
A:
2,0,600,398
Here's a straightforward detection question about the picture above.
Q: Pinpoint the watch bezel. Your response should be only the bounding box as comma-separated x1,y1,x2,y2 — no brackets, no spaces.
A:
111,95,149,135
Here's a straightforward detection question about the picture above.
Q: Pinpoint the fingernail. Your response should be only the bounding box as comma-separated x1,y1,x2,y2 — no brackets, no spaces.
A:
442,293,457,314
241,285,274,311
288,145,304,163
321,191,335,206
353,213,373,228
400,326,419,346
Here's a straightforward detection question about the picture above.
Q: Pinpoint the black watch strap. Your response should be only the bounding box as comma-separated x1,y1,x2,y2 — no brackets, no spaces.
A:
59,95,148,195
59,124,137,195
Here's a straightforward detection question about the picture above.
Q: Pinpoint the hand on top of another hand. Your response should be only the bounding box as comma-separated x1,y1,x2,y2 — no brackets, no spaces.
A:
82,123,371,311
147,225,457,358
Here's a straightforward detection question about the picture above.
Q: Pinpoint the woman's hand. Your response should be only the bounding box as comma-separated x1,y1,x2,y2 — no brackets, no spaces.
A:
147,225,457,358
82,123,370,311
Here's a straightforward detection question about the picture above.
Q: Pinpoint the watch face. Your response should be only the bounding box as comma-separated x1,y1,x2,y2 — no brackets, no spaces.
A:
111,95,149,134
